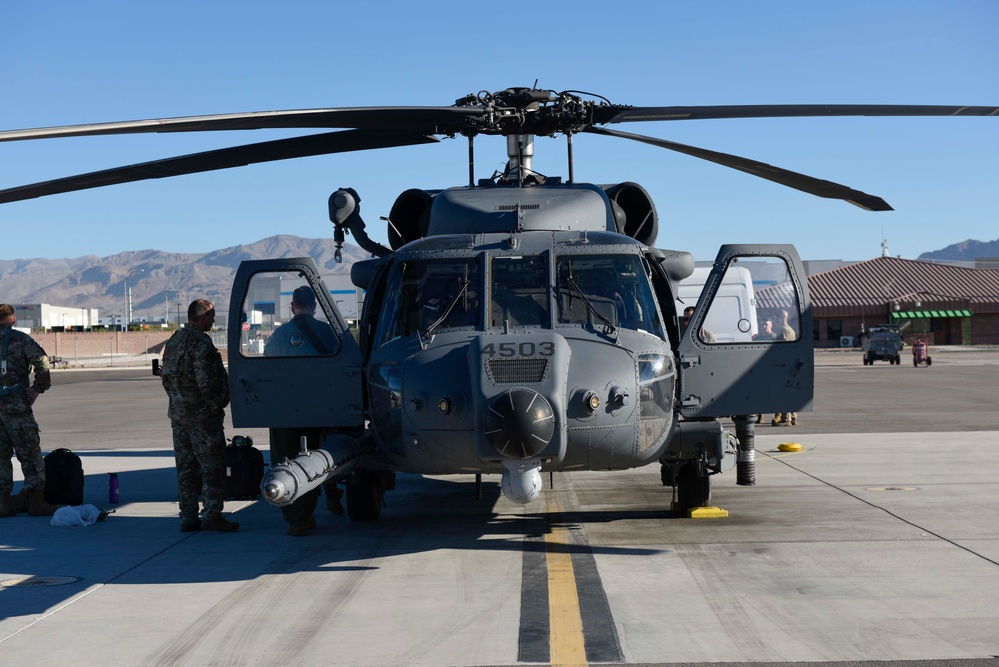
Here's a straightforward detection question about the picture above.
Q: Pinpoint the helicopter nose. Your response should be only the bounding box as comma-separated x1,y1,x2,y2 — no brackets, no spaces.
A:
484,388,555,459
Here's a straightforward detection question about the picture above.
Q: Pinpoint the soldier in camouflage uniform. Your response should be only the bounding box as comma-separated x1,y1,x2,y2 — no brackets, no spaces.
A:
264,286,344,536
160,299,238,532
771,309,798,427
0,304,60,518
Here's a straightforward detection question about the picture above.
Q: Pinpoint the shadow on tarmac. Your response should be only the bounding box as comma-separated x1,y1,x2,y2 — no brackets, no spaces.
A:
1,470,665,622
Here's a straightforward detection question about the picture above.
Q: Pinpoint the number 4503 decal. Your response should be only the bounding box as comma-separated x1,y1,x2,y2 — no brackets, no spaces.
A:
480,342,555,357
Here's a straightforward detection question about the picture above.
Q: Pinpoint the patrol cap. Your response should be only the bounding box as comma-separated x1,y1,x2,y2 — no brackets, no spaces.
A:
292,285,317,308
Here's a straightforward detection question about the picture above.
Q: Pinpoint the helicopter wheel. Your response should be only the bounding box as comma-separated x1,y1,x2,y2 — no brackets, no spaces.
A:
675,463,711,513
346,469,383,522
660,461,677,488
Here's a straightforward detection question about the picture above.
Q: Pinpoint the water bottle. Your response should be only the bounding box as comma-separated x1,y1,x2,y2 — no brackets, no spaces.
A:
108,472,120,504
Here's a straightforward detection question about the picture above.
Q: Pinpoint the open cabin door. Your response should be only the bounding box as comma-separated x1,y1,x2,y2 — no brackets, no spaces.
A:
678,244,813,419
227,257,364,429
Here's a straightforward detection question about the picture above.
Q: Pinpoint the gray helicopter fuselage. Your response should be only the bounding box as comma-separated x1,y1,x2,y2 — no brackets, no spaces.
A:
362,228,678,476
228,180,813,510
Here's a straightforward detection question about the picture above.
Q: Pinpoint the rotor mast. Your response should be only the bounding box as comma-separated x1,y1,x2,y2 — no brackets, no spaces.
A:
505,134,535,185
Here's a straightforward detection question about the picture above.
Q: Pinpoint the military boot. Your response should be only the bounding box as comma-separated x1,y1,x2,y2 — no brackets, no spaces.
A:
13,487,29,513
325,485,345,516
27,490,60,517
771,413,787,427
0,492,15,518
287,516,317,537
179,519,202,533
201,515,239,532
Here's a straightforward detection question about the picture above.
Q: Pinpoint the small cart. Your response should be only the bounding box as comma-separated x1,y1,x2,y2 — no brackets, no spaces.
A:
860,325,903,365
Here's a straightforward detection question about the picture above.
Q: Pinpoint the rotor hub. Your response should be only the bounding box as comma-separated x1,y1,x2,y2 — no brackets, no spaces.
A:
452,88,608,137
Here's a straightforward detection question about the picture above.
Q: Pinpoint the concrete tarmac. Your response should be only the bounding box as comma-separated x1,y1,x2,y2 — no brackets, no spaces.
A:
2,348,998,666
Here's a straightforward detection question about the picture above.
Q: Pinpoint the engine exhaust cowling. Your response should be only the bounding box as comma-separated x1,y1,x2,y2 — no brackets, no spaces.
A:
602,182,659,246
388,189,436,249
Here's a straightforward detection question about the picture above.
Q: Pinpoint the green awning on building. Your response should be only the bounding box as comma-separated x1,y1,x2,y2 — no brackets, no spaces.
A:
891,309,973,320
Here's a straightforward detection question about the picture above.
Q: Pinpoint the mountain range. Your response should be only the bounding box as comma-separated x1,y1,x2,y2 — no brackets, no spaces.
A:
2,235,996,320
917,238,999,263
0,235,370,321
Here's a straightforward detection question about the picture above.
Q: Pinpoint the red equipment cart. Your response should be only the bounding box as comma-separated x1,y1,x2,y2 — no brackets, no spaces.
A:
912,339,932,367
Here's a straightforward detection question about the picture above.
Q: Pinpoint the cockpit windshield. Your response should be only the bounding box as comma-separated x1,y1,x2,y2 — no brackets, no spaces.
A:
374,258,481,347
372,252,664,346
490,255,550,327
556,254,665,338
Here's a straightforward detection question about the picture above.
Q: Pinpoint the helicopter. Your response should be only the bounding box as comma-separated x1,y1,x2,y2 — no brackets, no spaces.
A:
2,87,996,520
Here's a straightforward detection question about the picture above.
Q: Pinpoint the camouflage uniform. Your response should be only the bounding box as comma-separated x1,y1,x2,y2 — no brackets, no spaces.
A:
0,325,51,495
161,324,230,522
772,319,798,426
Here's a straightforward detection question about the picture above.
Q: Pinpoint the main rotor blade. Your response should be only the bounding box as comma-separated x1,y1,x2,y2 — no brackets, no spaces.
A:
0,129,438,204
0,107,482,143
585,126,892,211
597,104,999,124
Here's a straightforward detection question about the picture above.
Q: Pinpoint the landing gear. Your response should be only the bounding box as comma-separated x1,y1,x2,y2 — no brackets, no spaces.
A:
345,469,393,521
665,462,711,513
678,464,711,511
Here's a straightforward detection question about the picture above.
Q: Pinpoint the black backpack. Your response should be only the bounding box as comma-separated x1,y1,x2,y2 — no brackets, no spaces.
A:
43,448,85,506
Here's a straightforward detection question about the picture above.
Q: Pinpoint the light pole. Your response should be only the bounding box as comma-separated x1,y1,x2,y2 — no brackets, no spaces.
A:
123,269,144,332
164,291,180,328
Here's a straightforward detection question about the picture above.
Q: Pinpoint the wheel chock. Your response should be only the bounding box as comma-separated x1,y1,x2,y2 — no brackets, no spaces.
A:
688,506,729,519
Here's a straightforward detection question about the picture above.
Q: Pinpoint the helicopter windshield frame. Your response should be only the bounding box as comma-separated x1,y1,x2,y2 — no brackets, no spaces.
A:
489,254,551,329
555,253,665,338
373,257,483,347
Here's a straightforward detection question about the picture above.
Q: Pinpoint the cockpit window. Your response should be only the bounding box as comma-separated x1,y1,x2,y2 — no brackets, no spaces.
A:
693,256,800,344
373,258,481,347
420,262,479,334
555,254,665,338
490,255,550,327
238,270,342,358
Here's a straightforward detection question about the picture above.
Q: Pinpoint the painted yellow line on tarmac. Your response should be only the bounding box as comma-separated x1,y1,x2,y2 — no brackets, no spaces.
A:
545,491,588,667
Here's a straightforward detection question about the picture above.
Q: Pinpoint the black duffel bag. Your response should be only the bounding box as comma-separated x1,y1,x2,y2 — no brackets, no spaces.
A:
44,448,85,506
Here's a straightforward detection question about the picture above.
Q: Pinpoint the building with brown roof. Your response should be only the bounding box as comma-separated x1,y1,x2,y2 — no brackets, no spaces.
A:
807,256,999,347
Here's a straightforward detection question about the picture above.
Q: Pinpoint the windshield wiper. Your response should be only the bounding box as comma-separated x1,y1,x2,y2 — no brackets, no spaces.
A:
420,276,471,343
561,274,617,335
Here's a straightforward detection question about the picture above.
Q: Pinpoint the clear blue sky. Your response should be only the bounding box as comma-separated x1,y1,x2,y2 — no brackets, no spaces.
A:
1,1,996,263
